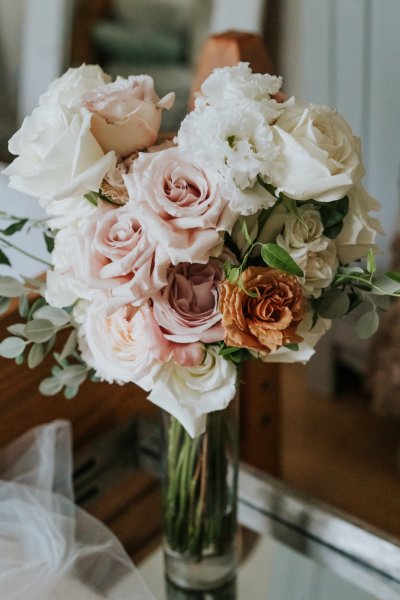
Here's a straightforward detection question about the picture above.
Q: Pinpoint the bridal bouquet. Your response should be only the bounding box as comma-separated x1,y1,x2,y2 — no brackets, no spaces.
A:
1,62,399,586
1,63,399,433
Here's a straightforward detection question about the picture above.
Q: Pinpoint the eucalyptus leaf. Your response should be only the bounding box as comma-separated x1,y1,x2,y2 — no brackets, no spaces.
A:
0,249,11,266
372,295,391,311
39,377,63,396
18,294,29,318
27,297,47,320
24,319,56,343
0,276,25,297
0,336,27,358
355,310,379,340
58,365,88,386
261,243,304,277
64,385,79,400
0,297,10,314
28,343,45,368
15,353,24,365
60,329,78,361
34,306,70,327
372,274,400,295
7,323,26,337
384,271,400,284
317,288,350,319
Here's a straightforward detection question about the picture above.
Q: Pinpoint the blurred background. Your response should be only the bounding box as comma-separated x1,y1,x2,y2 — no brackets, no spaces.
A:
0,0,399,553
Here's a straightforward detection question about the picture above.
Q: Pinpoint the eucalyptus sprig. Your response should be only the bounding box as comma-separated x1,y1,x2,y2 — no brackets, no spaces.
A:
0,275,91,398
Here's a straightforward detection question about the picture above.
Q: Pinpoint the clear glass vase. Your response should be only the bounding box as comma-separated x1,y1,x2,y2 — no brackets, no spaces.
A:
161,396,239,591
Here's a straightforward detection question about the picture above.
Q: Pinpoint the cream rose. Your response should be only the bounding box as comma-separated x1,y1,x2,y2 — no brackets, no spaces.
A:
39,64,110,107
336,183,383,264
259,309,331,364
148,347,237,437
276,205,338,298
271,104,362,202
82,75,175,157
5,105,116,201
78,300,167,388
125,146,237,264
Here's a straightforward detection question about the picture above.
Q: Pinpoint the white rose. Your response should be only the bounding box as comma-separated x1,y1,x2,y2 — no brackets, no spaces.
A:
272,104,362,202
78,300,163,388
5,105,116,200
39,64,110,107
336,183,383,264
45,228,95,307
82,75,175,157
39,195,97,230
276,205,338,298
148,347,237,437
259,310,331,364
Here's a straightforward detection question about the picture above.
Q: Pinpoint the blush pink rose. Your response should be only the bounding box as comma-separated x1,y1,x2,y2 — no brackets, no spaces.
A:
152,261,224,344
66,204,169,305
124,147,238,264
82,75,175,157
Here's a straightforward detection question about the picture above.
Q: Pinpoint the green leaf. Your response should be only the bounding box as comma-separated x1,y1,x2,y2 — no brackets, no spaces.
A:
84,191,99,206
373,274,400,295
28,343,45,368
317,288,350,319
24,319,56,343
384,271,400,284
284,343,299,351
39,377,63,396
261,243,304,277
373,295,391,311
58,364,88,386
34,306,70,327
240,218,253,246
60,329,78,361
0,297,10,314
238,276,258,297
7,323,25,337
355,310,379,340
1,219,28,236
0,336,27,358
320,196,349,239
0,276,25,297
18,294,29,318
43,232,55,253
228,266,240,283
218,346,241,357
367,248,376,274
0,249,11,266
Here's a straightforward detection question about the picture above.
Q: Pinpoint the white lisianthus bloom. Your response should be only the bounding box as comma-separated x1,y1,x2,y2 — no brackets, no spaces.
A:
271,104,362,202
39,64,111,107
196,62,288,121
78,300,164,388
4,105,116,201
258,309,331,364
276,205,338,298
336,183,383,264
148,347,237,437
178,100,277,215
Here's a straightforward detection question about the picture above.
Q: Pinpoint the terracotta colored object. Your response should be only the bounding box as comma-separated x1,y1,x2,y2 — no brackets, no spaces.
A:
189,31,276,109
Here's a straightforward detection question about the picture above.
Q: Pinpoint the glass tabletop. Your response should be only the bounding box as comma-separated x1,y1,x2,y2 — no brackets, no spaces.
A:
131,465,400,600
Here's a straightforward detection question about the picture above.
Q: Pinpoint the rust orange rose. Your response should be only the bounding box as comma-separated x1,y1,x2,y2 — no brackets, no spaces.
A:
219,266,304,353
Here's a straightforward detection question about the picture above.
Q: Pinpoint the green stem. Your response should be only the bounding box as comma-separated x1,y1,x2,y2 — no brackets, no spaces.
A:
0,211,47,225
335,273,400,298
0,235,52,267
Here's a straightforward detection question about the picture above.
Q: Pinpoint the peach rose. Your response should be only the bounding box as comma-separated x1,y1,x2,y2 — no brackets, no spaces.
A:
82,75,175,157
219,266,304,353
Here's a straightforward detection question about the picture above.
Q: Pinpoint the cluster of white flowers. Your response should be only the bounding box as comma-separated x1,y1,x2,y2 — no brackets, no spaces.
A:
3,63,383,435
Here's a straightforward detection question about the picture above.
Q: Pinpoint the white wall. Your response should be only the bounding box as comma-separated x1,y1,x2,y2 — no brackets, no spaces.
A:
210,0,267,34
278,0,400,263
